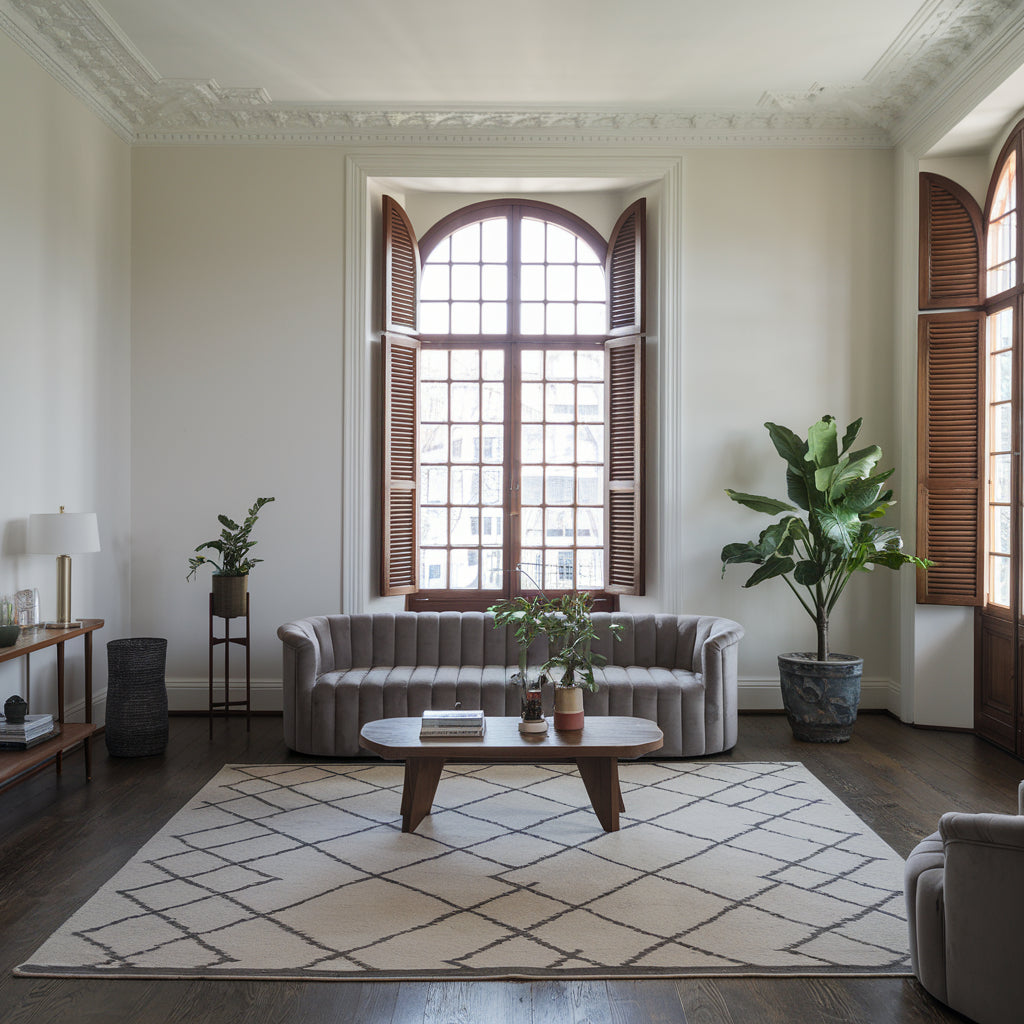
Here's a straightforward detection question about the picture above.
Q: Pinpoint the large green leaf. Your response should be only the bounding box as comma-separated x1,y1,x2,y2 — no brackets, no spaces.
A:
765,422,808,473
816,506,861,551
721,541,765,568
793,559,825,585
841,469,894,513
724,489,795,515
806,416,838,471
840,418,862,455
785,467,811,510
743,556,795,587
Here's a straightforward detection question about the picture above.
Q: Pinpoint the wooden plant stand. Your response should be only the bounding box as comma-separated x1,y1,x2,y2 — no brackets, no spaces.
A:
208,593,250,732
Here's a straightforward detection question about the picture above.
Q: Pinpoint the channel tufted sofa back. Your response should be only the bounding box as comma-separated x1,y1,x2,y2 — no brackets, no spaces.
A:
278,611,743,758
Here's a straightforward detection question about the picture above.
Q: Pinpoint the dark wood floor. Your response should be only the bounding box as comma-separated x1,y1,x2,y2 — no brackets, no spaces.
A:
1,712,1017,1024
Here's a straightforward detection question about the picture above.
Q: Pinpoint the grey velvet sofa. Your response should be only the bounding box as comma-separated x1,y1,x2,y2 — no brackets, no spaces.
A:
278,611,744,758
904,781,1024,1024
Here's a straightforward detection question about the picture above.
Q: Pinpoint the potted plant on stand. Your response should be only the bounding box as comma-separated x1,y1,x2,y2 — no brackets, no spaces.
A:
186,496,275,618
721,416,929,742
490,588,622,730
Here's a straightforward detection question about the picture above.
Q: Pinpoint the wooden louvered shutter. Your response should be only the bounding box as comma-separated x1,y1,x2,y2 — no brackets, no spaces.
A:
919,173,983,310
604,199,646,595
381,196,420,596
916,312,985,605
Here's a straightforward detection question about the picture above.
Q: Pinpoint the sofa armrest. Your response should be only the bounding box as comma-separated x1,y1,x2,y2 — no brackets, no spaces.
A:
940,810,1024,851
698,617,744,753
1019,780,1024,815
278,619,324,752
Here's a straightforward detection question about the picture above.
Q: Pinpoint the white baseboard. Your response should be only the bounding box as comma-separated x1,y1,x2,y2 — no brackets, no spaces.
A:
738,677,900,716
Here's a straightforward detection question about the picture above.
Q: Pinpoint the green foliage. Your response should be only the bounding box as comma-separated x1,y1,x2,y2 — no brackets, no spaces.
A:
489,590,623,693
721,416,930,661
186,496,275,581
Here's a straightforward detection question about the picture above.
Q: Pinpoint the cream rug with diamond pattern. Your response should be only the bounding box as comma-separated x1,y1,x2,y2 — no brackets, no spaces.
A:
17,760,911,980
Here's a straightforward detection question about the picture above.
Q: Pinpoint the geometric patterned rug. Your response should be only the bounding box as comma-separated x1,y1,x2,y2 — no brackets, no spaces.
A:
17,761,911,980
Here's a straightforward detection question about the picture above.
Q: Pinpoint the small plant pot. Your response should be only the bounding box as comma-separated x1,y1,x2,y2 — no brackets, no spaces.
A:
0,625,20,648
778,652,864,743
553,686,584,730
212,574,248,619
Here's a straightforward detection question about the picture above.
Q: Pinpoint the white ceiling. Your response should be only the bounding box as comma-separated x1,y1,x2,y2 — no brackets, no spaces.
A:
2,0,1023,147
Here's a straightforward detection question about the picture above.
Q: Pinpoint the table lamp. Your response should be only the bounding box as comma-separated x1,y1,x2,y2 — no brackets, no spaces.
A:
28,507,100,628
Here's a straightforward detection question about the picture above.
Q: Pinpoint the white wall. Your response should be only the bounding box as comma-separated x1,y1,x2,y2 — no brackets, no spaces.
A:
0,30,132,719
131,144,905,711
130,146,346,708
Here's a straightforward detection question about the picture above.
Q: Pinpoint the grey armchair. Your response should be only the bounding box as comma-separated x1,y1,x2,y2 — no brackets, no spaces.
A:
904,781,1024,1024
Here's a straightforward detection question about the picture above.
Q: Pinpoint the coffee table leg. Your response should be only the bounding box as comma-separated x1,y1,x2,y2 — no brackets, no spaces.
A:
576,757,621,832
401,758,446,833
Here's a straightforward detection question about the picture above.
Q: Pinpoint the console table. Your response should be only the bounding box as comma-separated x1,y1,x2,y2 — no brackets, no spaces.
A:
0,618,103,794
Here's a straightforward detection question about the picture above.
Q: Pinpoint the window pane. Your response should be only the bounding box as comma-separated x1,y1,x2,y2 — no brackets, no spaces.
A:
450,383,480,421
451,350,480,380
421,265,450,300
482,549,504,588
546,224,576,263
450,468,480,504
481,466,503,505
420,508,447,546
577,507,603,547
521,351,543,381
522,467,543,505
482,350,504,380
421,349,448,380
481,218,507,262
451,223,480,262
482,382,503,422
519,549,544,587
421,302,449,334
422,465,447,504
521,265,544,301
991,504,1011,555
450,508,478,545
577,384,603,422
451,302,481,334
577,466,603,505
522,423,543,455
546,424,575,464
481,264,507,300
480,509,504,546
521,302,544,335
577,265,604,301
993,454,1011,502
546,350,574,380
521,219,545,262
481,302,507,334
993,351,1012,401
546,467,574,505
481,424,503,463
522,507,543,546
545,507,574,543
450,549,479,588
577,304,606,334
577,549,603,589
421,425,448,463
521,383,543,421
452,264,481,301
420,550,447,589
577,424,604,463
547,264,575,300
546,382,575,421
547,303,575,334
990,307,1014,352
547,550,574,588
993,402,1012,453
450,425,478,462
577,350,603,380
421,383,448,422
991,554,1011,607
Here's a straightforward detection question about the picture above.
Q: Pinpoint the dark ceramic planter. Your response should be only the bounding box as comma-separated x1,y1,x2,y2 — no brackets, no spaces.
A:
212,574,248,618
778,652,864,743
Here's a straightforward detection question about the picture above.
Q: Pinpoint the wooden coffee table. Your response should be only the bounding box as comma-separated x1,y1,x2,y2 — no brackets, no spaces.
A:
358,715,663,834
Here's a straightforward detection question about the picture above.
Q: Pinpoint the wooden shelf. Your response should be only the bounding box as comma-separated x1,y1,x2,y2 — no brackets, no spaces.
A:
0,618,103,796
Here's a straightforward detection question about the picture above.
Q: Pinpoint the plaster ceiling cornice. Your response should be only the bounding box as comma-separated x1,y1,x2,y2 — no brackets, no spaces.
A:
0,0,1019,147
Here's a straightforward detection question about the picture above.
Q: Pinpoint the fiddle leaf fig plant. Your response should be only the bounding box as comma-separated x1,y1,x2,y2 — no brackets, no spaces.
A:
721,416,930,662
186,496,275,581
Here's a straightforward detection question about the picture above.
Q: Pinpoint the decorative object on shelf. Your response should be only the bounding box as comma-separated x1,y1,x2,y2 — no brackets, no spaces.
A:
419,707,486,738
721,415,930,742
14,588,40,627
0,597,18,646
27,507,100,629
490,581,622,732
186,496,275,619
105,638,169,757
4,694,28,723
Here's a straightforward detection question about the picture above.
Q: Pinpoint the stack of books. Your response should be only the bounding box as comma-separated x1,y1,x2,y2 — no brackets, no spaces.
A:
420,709,486,738
0,713,56,750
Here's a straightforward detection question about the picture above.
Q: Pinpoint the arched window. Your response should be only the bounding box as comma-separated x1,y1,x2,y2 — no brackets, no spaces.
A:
381,197,645,608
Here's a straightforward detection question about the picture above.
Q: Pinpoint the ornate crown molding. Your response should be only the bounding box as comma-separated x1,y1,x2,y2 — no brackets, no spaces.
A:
0,0,1018,147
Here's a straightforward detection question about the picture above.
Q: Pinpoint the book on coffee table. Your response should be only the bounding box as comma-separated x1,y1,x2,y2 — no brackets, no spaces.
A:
420,709,485,737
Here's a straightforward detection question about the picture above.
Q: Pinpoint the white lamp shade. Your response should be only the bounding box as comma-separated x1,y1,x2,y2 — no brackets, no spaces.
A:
28,512,101,554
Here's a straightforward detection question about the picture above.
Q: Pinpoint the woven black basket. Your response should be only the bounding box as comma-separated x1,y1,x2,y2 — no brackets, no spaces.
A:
105,638,169,757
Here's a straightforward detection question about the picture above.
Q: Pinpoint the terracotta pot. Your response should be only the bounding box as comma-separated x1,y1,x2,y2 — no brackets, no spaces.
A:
212,574,248,619
553,686,584,730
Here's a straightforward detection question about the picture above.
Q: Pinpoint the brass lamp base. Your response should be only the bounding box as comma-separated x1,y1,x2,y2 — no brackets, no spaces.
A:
45,621,83,630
